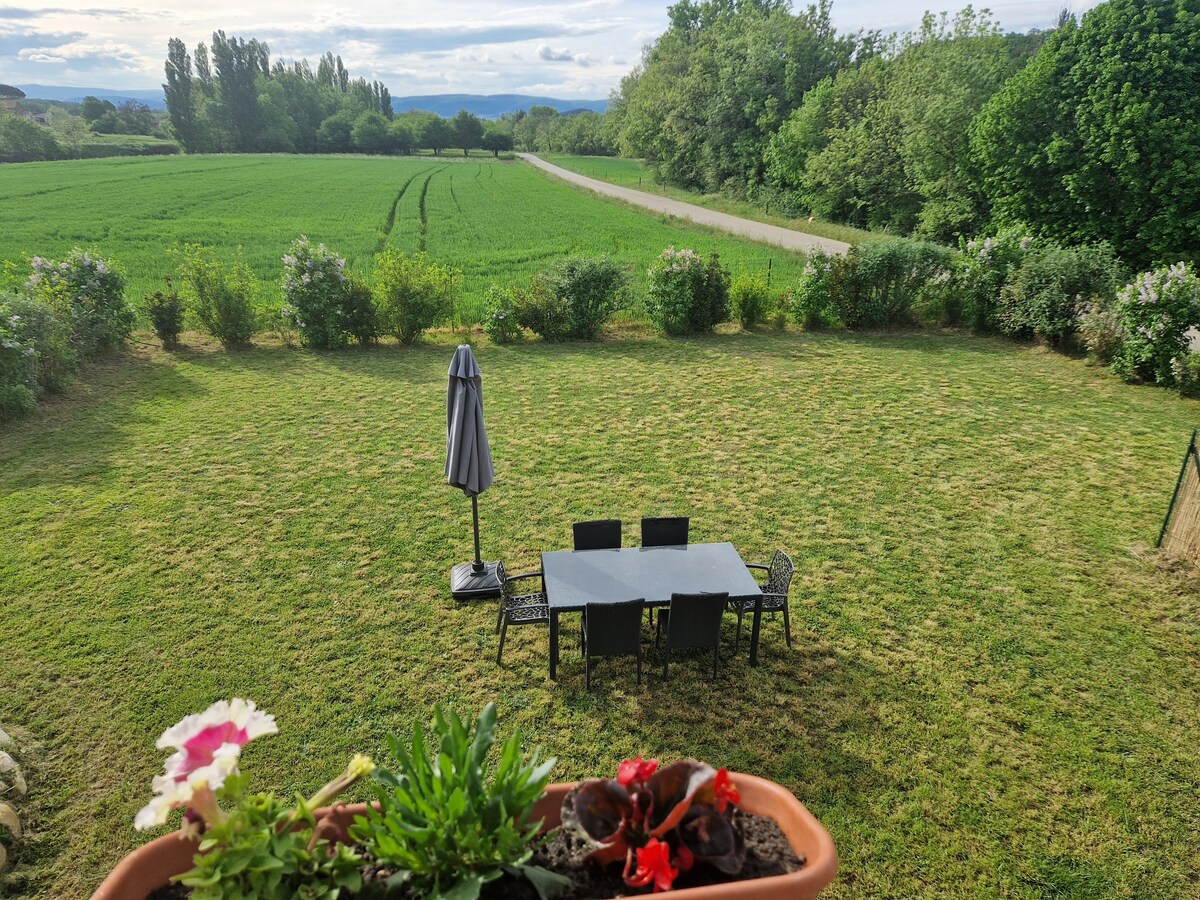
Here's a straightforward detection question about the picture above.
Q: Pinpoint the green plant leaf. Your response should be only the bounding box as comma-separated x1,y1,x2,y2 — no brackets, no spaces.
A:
513,864,574,900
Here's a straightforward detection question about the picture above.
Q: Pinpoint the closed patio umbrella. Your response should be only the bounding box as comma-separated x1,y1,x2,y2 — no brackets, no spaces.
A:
446,344,500,599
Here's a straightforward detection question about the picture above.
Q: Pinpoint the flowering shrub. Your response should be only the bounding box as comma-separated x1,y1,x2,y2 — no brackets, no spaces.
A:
373,250,461,344
1077,300,1124,365
996,243,1124,345
175,246,258,347
1111,263,1200,386
956,227,1035,330
644,248,730,335
0,292,77,395
565,756,746,893
143,277,186,348
0,725,27,873
484,285,524,344
281,236,353,350
135,699,372,900
730,274,771,330
0,313,38,422
834,239,953,329
26,248,132,355
352,702,568,900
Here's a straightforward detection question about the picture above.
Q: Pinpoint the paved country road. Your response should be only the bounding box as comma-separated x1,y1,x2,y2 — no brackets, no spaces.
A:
518,153,852,256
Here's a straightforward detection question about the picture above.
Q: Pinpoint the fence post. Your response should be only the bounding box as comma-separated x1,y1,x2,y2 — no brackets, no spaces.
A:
767,258,773,288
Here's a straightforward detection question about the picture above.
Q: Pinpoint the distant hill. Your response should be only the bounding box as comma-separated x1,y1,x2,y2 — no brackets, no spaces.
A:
16,84,166,110
392,94,606,119
13,86,606,119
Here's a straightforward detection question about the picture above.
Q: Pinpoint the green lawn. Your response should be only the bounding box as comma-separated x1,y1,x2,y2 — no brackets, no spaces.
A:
541,154,880,248
0,155,807,320
1,328,1198,898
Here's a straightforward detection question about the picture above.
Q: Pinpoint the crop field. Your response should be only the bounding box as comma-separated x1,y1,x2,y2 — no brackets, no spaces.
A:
1,329,1199,898
0,154,809,319
541,154,879,248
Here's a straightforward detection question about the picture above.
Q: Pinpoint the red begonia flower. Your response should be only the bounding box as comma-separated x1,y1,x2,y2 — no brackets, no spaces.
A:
624,837,679,892
712,768,740,813
617,755,660,787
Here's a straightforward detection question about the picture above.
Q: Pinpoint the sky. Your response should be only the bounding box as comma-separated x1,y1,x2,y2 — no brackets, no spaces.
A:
2,0,1102,98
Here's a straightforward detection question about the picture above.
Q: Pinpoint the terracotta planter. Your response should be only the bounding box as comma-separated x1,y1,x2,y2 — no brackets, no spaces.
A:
92,774,837,900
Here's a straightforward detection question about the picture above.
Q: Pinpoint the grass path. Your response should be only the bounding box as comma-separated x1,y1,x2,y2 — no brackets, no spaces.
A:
1,329,1198,898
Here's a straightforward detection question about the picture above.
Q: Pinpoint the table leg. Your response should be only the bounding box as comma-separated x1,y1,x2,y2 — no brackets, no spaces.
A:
749,594,764,667
550,609,559,680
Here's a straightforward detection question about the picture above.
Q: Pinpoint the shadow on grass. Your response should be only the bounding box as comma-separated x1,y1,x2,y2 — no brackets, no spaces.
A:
0,348,205,489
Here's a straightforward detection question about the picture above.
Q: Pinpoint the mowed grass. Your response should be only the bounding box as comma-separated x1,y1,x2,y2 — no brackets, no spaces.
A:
0,154,806,319
1,329,1199,898
542,154,882,248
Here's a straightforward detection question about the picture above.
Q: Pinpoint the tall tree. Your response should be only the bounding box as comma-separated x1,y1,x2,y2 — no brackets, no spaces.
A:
450,109,484,156
164,37,198,151
194,42,214,96
973,1,1200,268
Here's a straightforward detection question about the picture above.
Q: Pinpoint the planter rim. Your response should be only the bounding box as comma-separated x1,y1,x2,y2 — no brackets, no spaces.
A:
91,772,836,900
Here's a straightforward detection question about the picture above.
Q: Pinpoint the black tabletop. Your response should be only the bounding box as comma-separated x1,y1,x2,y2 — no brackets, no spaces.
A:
541,542,762,611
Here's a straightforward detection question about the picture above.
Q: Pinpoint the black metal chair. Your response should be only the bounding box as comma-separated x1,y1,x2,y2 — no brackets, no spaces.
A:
495,561,550,665
573,519,622,551
641,516,689,547
731,549,795,652
582,599,645,690
656,592,729,679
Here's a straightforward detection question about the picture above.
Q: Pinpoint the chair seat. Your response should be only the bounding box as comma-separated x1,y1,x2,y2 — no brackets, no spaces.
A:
507,594,549,622
729,592,787,612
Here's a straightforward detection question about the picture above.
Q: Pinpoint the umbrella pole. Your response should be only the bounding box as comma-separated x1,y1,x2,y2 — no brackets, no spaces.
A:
471,494,485,574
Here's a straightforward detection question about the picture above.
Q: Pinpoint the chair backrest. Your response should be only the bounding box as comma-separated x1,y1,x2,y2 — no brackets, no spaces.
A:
641,516,689,547
573,519,622,551
665,592,728,649
766,549,795,596
496,560,511,597
585,599,645,657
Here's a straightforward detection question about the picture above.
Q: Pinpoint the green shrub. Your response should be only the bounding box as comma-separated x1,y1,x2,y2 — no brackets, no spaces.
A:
790,250,842,329
0,291,76,394
484,285,523,344
281,235,353,350
997,243,1125,345
535,256,627,341
143,278,185,348
730,274,771,330
833,239,953,329
176,246,258,347
1172,352,1200,398
0,313,37,422
343,278,378,346
1112,262,1200,386
956,227,1035,331
352,703,568,900
768,291,791,330
373,251,461,344
1077,300,1124,365
513,276,567,342
27,249,133,355
644,247,730,335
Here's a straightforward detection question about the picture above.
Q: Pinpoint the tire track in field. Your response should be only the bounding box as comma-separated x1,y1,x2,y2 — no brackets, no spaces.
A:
375,166,434,254
417,164,449,252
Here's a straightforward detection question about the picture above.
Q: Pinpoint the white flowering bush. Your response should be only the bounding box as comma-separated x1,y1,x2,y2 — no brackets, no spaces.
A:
792,249,842,329
644,247,729,335
26,248,132,355
281,235,353,350
1112,262,1200,386
0,313,38,422
484,285,523,344
956,227,1035,330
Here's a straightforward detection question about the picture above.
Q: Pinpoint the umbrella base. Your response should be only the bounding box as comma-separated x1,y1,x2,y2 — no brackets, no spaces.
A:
450,561,501,600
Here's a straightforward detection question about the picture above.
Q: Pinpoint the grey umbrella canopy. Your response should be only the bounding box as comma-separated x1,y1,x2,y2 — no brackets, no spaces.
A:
446,345,499,598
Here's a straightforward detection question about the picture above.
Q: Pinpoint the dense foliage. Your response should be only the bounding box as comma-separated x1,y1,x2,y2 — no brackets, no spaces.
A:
175,245,259,347
26,249,133,356
994,243,1124,345
143,280,186,349
644,248,730,335
1111,263,1200,387
280,235,353,350
373,251,461,344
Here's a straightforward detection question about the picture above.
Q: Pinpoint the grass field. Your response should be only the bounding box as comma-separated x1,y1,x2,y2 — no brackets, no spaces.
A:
1,328,1199,898
0,154,808,320
541,154,880,248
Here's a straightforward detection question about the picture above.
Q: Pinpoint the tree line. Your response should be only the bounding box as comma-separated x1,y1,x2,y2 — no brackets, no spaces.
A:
609,0,1198,268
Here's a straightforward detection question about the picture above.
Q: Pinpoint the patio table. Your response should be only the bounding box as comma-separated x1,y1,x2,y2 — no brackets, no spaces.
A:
540,541,764,679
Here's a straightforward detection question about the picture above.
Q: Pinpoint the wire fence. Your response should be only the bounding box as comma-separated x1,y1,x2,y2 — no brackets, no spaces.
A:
1158,429,1200,565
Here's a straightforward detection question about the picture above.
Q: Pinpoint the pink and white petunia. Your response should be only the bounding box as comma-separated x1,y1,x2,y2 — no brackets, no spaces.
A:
157,698,276,783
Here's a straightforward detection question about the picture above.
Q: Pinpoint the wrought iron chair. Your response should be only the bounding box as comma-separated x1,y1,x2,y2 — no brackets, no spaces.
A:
731,549,795,652
495,561,550,665
640,516,690,547
582,599,645,690
573,519,622,551
656,592,729,679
